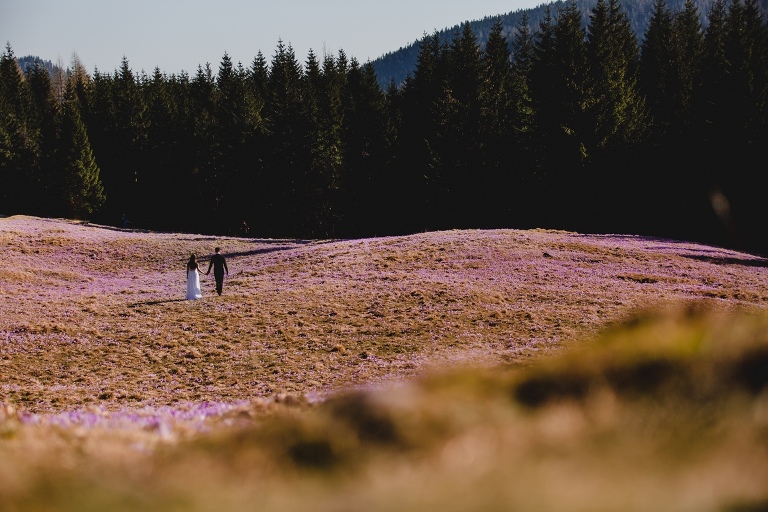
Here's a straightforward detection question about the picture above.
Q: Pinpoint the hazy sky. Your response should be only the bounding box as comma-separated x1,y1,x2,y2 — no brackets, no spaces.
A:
2,0,545,75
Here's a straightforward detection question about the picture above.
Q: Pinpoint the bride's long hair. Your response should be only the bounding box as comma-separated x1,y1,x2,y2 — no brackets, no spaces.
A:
187,254,198,270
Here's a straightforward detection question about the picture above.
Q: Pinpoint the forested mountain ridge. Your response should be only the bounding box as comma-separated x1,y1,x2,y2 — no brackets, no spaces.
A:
372,0,768,86
16,56,57,76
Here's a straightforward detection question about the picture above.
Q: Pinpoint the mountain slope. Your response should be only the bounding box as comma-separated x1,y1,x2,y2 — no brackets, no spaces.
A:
372,0,768,87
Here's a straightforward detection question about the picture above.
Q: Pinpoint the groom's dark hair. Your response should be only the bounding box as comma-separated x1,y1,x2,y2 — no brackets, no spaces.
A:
215,247,220,253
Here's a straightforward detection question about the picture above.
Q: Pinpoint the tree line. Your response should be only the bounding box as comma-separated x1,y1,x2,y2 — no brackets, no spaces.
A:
1,0,766,253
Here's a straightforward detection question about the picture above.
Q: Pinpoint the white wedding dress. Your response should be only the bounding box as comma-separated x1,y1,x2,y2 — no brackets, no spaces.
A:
186,269,202,300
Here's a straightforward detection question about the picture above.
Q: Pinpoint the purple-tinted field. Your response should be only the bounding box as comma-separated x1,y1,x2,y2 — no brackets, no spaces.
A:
2,215,768,512
2,215,767,428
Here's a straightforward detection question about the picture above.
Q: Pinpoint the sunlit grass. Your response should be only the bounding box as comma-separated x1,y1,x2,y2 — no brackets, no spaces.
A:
1,215,768,511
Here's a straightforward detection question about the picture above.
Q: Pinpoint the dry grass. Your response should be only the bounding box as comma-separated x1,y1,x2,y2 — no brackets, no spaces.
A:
1,215,768,511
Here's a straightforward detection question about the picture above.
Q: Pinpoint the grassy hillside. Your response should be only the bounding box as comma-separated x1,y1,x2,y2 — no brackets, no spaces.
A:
1,215,767,511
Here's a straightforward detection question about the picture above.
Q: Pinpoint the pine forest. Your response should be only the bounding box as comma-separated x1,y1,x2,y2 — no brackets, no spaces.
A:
1,0,767,254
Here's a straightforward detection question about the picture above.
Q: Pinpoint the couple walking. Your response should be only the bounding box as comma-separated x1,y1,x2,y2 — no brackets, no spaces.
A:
186,247,228,300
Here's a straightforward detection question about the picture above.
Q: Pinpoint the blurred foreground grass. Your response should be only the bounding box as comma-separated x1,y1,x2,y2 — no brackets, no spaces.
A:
2,305,767,512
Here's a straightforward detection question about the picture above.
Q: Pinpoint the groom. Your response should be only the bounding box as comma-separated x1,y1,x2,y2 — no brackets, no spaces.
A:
205,247,229,296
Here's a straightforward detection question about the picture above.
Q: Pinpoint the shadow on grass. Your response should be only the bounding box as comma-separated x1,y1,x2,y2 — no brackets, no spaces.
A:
73,220,154,234
128,298,186,307
74,218,334,248
595,234,768,266
196,240,339,263
204,245,304,260
681,254,768,268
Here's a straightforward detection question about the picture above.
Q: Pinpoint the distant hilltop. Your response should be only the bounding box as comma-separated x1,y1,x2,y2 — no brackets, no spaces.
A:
371,0,768,88
16,55,57,75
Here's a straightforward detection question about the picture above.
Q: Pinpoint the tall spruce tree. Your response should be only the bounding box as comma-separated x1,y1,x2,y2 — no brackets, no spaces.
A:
25,60,60,215
0,44,40,214
342,60,390,236
207,54,236,230
480,20,517,226
86,58,147,226
241,52,270,235
586,0,647,154
187,63,218,231
640,0,705,239
142,67,188,230
527,6,557,221
668,0,704,227
248,52,269,101
266,40,306,236
213,53,262,233
380,79,413,234
440,22,485,228
396,32,448,232
697,0,728,147
671,0,704,134
698,0,768,252
585,0,649,230
58,80,105,218
529,2,590,227
509,12,538,226
300,49,343,237
640,0,676,138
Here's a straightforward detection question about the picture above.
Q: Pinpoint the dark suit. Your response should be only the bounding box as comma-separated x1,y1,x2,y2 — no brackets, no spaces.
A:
206,253,228,295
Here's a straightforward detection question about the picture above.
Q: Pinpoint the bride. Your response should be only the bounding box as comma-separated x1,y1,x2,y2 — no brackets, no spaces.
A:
186,254,203,300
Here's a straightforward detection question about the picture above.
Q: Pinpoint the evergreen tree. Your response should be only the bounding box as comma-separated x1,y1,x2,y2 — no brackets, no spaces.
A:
585,0,649,230
529,2,590,228
318,50,346,237
342,60,391,236
671,0,704,133
0,43,39,214
552,0,590,161
482,21,513,131
187,63,218,230
57,81,105,218
25,60,60,215
86,58,147,225
211,52,263,233
380,79,411,234
0,120,11,183
509,12,538,226
266,40,306,236
395,32,448,232
722,0,767,142
479,20,516,226
639,0,705,240
301,49,343,237
248,52,269,101
141,67,190,230
697,0,728,146
586,0,647,154
69,55,92,116
640,0,676,137
440,22,485,228
696,0,768,252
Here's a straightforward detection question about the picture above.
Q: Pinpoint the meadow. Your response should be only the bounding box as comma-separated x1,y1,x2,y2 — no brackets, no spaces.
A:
1,215,767,511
